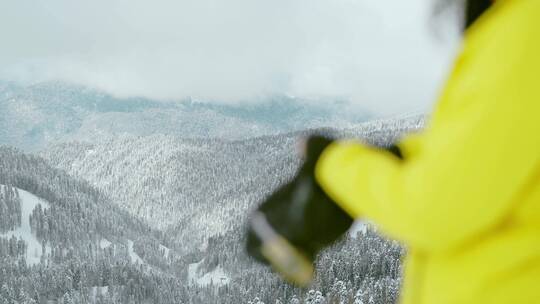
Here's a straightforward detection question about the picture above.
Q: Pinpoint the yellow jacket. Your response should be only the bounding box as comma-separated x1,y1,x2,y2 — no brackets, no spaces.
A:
315,1,540,303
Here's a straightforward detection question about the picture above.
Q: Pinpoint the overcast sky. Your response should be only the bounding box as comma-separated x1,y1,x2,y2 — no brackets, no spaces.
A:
0,0,460,116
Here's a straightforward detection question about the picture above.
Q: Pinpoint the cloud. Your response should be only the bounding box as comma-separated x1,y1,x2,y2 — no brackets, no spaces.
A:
0,0,460,116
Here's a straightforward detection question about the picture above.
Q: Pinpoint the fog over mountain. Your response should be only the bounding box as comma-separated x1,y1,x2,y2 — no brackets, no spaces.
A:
0,81,369,151
0,0,459,116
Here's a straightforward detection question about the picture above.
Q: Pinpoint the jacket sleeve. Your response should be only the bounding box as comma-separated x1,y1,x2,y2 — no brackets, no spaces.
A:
315,2,540,252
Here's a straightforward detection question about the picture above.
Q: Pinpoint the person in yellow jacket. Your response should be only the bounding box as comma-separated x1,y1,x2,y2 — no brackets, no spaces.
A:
247,0,540,303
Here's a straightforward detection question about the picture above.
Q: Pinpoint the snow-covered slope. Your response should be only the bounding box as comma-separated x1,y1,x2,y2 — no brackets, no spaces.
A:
0,123,409,303
188,259,230,287
0,146,176,274
42,134,295,251
0,185,50,265
42,116,423,252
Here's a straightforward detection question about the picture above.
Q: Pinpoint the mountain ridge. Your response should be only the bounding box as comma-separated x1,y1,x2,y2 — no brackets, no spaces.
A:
41,115,424,250
0,81,368,151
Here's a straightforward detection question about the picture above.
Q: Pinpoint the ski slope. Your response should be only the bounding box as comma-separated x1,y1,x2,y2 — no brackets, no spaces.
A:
0,186,50,265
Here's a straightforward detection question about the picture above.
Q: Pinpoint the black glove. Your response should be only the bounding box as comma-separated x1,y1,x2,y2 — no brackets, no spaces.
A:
246,136,403,286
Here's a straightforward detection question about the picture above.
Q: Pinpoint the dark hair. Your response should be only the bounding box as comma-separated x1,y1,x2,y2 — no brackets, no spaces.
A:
464,0,493,28
433,0,493,31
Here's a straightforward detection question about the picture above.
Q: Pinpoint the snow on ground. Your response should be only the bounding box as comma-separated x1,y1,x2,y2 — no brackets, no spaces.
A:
188,260,203,283
126,240,169,275
0,186,50,265
100,238,112,249
196,266,230,287
188,259,230,287
90,286,109,302
127,240,144,264
159,244,170,258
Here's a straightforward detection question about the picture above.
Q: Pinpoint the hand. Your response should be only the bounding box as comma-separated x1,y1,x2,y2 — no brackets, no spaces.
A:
246,136,354,286
245,135,404,286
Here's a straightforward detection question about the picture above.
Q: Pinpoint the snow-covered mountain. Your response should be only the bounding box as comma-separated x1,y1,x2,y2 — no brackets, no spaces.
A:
42,134,300,252
1,137,405,304
0,81,367,151
1,80,424,303
0,112,421,303
0,147,190,302
41,116,423,249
